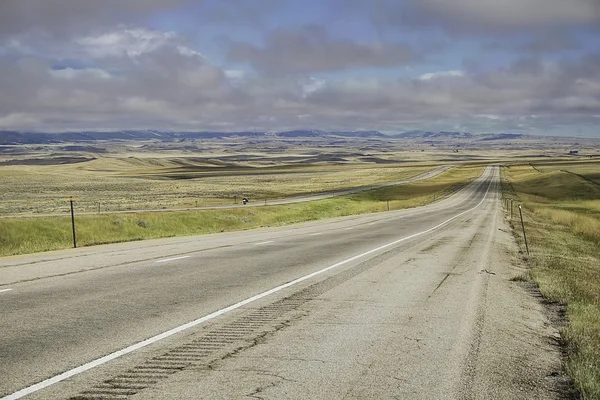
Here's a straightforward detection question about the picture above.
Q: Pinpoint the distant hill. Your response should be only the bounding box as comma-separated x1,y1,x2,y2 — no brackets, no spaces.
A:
1,129,591,146
331,131,386,138
0,130,265,145
392,130,433,139
275,130,328,137
392,131,473,139
0,129,390,144
274,130,386,138
478,133,524,141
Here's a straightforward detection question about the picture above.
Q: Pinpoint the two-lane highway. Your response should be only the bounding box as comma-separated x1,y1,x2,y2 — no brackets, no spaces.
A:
0,166,563,399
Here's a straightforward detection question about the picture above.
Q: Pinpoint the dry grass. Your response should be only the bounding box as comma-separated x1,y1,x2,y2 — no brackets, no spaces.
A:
502,160,600,399
0,156,437,214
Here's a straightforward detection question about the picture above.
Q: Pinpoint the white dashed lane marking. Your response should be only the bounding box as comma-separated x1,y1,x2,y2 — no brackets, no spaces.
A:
155,256,191,263
255,241,275,245
0,288,13,294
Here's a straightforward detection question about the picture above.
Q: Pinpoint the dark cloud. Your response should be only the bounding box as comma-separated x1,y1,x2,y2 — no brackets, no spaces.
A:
0,0,192,38
411,0,600,31
482,32,580,55
523,32,580,54
227,25,418,74
342,0,600,35
197,0,280,26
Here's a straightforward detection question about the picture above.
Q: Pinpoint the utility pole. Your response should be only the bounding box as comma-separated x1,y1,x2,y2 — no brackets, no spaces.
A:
518,205,529,255
69,197,77,248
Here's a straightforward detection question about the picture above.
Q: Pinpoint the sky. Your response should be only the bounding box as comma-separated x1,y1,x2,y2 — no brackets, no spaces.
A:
0,0,599,137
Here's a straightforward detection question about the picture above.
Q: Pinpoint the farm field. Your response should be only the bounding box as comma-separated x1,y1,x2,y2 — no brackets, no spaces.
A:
502,159,600,399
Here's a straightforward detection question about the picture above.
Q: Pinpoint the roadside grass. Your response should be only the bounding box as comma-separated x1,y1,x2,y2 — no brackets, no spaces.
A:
502,162,600,399
0,165,483,257
0,157,436,214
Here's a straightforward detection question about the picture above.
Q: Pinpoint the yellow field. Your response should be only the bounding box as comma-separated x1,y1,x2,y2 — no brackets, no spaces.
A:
0,156,437,214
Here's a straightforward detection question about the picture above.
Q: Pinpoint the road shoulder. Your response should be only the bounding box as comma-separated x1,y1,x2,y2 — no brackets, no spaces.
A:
466,215,571,399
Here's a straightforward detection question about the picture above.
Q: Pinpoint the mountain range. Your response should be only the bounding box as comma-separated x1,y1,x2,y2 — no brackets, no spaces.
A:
0,129,537,145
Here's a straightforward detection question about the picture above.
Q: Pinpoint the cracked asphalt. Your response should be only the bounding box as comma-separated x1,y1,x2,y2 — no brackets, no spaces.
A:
0,166,564,399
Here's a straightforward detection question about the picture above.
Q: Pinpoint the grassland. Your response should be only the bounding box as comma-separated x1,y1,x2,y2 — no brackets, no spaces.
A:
0,165,483,257
502,160,600,399
0,156,441,215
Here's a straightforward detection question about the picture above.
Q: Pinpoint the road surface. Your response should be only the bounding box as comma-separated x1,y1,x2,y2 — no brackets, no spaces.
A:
0,166,564,399
0,165,451,219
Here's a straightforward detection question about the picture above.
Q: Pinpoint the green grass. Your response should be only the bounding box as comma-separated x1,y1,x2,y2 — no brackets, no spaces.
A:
502,161,600,399
0,165,483,257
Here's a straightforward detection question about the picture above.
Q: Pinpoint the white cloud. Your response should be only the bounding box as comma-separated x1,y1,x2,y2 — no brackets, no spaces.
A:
77,28,200,59
302,78,326,97
418,70,464,80
224,69,246,80
50,67,112,80
476,114,503,120
0,112,39,128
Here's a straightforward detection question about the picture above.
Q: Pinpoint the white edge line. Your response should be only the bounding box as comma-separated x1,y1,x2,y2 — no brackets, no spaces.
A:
1,168,494,400
155,256,191,263
0,288,13,293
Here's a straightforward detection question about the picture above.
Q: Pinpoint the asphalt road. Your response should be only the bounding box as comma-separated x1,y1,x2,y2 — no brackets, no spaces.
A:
0,165,451,219
0,165,563,399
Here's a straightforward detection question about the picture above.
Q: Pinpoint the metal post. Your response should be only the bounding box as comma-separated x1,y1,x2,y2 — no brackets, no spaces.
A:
518,205,529,255
510,199,513,220
387,199,390,211
98,202,100,214
69,197,77,248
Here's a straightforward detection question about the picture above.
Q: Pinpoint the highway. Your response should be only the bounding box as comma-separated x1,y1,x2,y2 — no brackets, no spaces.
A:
0,165,563,399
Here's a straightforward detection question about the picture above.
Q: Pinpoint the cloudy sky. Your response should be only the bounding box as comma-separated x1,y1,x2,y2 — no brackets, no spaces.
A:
0,0,599,136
